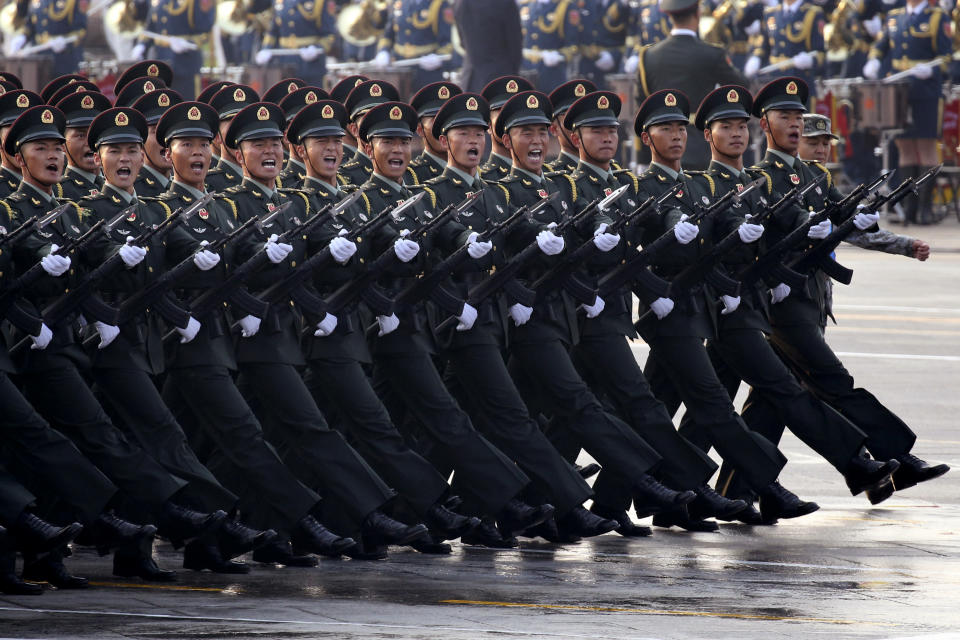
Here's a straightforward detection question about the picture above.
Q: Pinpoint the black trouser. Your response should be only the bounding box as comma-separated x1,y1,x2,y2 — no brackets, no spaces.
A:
508,336,663,484
0,467,35,525
162,365,319,533
303,357,450,516
444,342,592,517
0,372,115,523
93,367,237,514
645,335,786,490
372,349,530,515
236,361,394,535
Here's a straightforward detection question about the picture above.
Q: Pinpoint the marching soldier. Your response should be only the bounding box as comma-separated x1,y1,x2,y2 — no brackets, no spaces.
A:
479,75,535,181
0,90,45,200
339,80,418,186
113,60,175,103
55,91,111,202
372,0,458,89
518,0,584,92
196,80,234,167
744,0,825,93
277,86,329,187
409,81,461,183
547,79,597,174
328,75,368,162
205,84,260,193
253,0,338,88
46,81,100,110
131,87,183,197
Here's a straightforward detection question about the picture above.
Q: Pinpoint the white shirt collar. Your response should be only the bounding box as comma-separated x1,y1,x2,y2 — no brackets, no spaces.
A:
670,28,699,38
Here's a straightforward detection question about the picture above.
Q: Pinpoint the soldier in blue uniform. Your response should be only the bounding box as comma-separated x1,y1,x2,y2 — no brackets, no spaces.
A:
624,0,671,73
18,0,88,80
518,0,585,92
745,0,826,95
252,0,339,88
408,81,461,183
55,91,111,203
130,0,215,99
579,0,630,85
372,0,458,91
703,0,767,71
863,0,951,224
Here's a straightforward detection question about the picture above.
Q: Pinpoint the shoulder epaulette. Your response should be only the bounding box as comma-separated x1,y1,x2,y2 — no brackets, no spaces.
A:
359,191,371,215
686,170,716,196
494,183,510,204
223,183,245,196
421,186,437,209
498,174,521,185
220,197,239,220
7,191,28,203
424,173,448,187
558,172,578,203
404,166,419,185
0,199,14,218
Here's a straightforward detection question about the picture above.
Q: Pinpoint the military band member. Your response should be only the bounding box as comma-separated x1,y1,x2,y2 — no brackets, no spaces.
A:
408,81,461,183
55,91,111,202
0,91,45,200
518,0,583,93
253,0,338,88
547,79,598,175
624,0,671,74
131,88,183,198
18,0,88,78
373,0,458,89
479,75,535,181
745,0,825,92
579,0,630,85
205,84,260,193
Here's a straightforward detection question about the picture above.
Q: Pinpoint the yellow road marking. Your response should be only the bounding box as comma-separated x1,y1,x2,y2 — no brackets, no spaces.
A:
440,599,895,626
88,581,235,593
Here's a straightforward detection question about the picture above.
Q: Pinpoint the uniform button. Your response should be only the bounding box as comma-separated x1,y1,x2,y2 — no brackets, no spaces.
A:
148,266,153,272
359,258,365,263
290,260,296,267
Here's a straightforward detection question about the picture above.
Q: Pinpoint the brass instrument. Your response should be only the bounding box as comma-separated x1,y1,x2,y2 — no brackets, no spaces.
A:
337,0,388,48
1,2,25,46
217,0,249,37
702,0,736,46
826,0,854,61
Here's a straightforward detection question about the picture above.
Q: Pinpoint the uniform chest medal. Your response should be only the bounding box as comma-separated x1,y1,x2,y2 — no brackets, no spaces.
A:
675,189,683,199
604,187,612,196
126,211,136,222
537,189,548,199
736,183,744,192
267,202,277,212
198,208,209,220
701,196,710,205
790,174,800,185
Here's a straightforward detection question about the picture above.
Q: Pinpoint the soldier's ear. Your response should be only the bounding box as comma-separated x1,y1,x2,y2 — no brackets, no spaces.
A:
570,130,581,149
759,115,770,134
703,128,712,144
640,130,651,147
162,145,172,164
501,131,513,152
548,121,560,139
438,134,449,153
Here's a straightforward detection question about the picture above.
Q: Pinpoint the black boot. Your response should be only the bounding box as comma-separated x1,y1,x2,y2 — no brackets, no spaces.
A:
716,501,764,525
184,537,250,574
157,502,226,548
218,518,277,560
343,539,389,560
558,506,618,538
424,502,480,541
758,482,819,524
11,512,83,555
844,454,900,496
292,515,355,557
0,527,42,595
688,484,747,520
361,511,428,547
577,463,602,480
113,536,177,582
409,533,452,554
590,503,652,537
461,517,518,548
892,453,950,490
865,476,896,505
496,499,555,537
253,540,318,566
633,474,697,518
22,552,88,589
652,506,720,532
89,511,157,555
524,516,580,543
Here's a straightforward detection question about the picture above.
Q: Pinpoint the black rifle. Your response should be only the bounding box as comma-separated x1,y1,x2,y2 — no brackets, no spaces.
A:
0,203,72,249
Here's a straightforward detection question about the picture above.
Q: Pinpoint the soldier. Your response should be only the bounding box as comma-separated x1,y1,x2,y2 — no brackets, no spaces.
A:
196,80,234,167
277,86,329,187
548,79,597,175
409,81,461,183
702,0,767,72
205,84,261,193
39,74,85,104
113,60,174,102
744,0,825,93
114,77,169,112
328,75,369,162
624,0,671,74
0,91,45,200
339,80,418,187
46,81,100,109
253,0,336,88
863,0,951,225
479,75,535,182
579,0,630,86
131,87,183,197
517,0,583,92
16,0,87,79
373,0,458,89
55,91,111,202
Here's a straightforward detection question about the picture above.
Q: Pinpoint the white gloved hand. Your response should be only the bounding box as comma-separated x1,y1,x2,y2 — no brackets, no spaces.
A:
119,236,147,268
314,312,338,336
49,36,68,53
94,321,120,349
193,240,220,270
456,302,478,331
649,296,674,319
911,63,933,80
853,206,880,230
466,231,493,259
541,50,564,67
592,222,621,252
720,294,741,315
9,34,27,56
508,302,533,326
377,312,400,336
807,216,832,240
299,45,321,61
744,19,761,35
238,314,261,338
770,282,791,304
744,55,762,78
791,51,814,70
623,54,639,74
863,15,882,37
737,221,765,243
130,42,146,60
30,323,53,350
536,229,565,255
329,235,357,264
673,215,699,244
41,246,71,277
862,58,881,80
595,50,615,71
580,295,605,318
419,52,444,70
265,233,294,264
373,50,391,68
176,316,201,343
393,235,420,262
168,36,193,54
255,49,272,65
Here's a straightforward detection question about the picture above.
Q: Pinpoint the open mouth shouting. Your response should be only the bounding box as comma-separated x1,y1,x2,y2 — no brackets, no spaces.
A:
322,154,338,170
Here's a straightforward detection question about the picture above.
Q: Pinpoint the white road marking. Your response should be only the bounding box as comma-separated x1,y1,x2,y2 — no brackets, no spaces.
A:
833,351,960,362
833,304,960,315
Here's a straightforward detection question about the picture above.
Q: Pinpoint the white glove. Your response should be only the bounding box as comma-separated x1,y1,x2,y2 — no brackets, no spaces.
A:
119,236,147,268
853,207,880,230
807,216,832,240
49,36,68,53
94,321,120,349
329,236,357,264
720,294,741,315
176,316,201,343
9,34,27,56
911,63,933,80
30,323,53,350
456,302,478,331
791,51,814,70
536,229,565,255
649,297,674,319
377,313,400,336
744,55,762,78
862,58,881,80
130,42,146,60
238,314,261,338
595,50,615,71
508,302,533,326
193,240,220,270
299,45,321,61
623,54,639,74
580,296,605,318
541,50,564,67
737,221,765,243
168,36,193,54
255,49,272,65
393,236,420,262
466,232,493,259
314,312,338,336
770,282,791,304
592,223,621,252
373,50,391,68
265,233,293,264
673,216,699,245
419,52,444,70
41,247,71,277
863,15,882,37
744,19,761,36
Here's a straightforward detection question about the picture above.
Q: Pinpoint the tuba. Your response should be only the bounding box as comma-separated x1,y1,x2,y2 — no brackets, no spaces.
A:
337,0,388,48
102,0,143,60
217,0,249,37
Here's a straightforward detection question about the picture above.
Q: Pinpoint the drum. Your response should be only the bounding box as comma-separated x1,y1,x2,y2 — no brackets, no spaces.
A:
850,79,909,130
0,56,53,93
